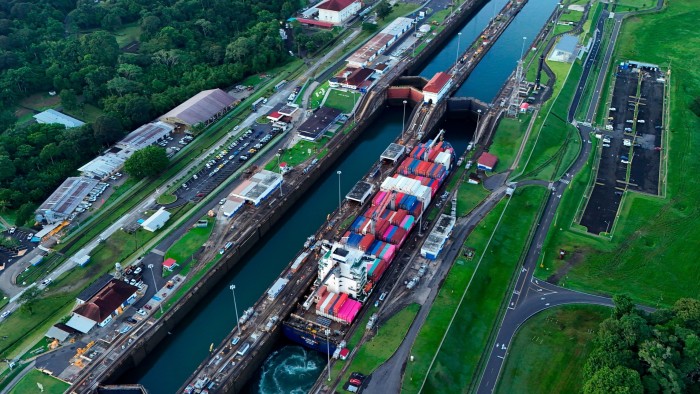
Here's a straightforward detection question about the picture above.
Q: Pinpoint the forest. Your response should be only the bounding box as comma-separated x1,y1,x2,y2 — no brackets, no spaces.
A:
0,0,305,224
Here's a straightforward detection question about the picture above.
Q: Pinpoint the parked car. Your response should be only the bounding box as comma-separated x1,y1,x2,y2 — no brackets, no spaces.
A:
136,309,148,316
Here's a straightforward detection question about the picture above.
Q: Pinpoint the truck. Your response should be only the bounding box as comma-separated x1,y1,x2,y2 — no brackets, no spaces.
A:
252,97,265,111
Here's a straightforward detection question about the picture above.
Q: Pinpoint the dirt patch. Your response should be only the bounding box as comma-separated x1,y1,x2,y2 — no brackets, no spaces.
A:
547,248,585,283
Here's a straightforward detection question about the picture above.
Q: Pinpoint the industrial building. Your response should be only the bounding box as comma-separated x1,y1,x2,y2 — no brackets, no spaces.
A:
222,196,245,218
33,109,85,129
267,278,289,300
141,207,171,232
422,72,453,104
317,0,362,25
160,88,237,127
330,67,375,90
297,107,342,141
116,121,174,151
346,17,413,68
548,34,578,63
67,279,139,333
230,170,283,206
421,214,455,260
35,177,99,224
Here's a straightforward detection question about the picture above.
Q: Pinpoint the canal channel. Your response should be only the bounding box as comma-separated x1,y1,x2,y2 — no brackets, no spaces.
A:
123,0,559,391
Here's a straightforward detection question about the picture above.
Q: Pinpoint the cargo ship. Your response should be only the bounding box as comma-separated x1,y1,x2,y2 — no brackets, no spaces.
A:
283,134,454,355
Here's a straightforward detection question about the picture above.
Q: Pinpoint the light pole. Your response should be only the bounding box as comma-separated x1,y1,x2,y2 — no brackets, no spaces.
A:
604,220,610,234
325,328,331,381
277,153,283,197
353,91,357,124
475,109,482,144
336,170,342,213
520,36,527,63
147,264,163,314
455,32,462,68
230,284,241,334
402,100,408,141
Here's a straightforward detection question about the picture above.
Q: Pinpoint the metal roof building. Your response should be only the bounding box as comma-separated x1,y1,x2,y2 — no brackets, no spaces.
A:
36,177,99,224
78,152,128,179
230,170,283,206
117,121,174,151
141,207,171,232
421,214,455,260
160,89,236,127
33,109,85,129
298,107,342,141
548,34,579,63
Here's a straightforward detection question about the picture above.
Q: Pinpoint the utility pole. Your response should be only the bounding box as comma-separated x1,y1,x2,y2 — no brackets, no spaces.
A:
230,284,241,334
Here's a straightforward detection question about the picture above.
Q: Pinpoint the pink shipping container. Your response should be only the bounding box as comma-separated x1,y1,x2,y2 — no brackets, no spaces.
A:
338,299,362,324
373,191,388,206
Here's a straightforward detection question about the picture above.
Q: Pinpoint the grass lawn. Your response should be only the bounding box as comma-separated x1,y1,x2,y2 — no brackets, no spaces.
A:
156,193,177,205
535,0,700,308
164,216,215,264
113,23,142,47
241,73,270,88
455,183,489,217
18,93,60,111
8,369,70,394
552,24,574,36
403,186,548,393
337,304,420,387
614,0,658,12
103,178,139,207
324,89,360,113
559,10,583,23
488,114,532,172
495,305,610,394
62,103,103,123
264,137,329,171
309,81,330,109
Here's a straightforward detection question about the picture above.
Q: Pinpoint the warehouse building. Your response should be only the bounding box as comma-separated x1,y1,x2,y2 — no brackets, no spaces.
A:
421,214,455,260
116,121,174,151
35,177,99,224
346,17,413,68
160,88,237,128
33,109,85,129
317,0,362,25
230,170,283,206
78,152,128,179
298,107,342,141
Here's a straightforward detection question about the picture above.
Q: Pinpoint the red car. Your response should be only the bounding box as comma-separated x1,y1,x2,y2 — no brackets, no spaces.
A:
144,304,152,310
350,378,362,386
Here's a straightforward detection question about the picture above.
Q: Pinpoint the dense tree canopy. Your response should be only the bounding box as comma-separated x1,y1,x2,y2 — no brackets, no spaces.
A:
0,0,307,223
583,296,700,394
124,146,169,179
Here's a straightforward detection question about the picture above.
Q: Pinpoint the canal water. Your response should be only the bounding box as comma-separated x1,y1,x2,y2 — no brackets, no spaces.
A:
125,0,559,392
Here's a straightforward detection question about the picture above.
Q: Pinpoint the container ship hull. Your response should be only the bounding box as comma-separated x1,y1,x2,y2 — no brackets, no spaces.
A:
283,137,454,355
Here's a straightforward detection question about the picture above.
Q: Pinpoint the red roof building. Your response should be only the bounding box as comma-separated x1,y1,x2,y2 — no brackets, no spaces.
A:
295,18,335,29
317,0,362,25
422,72,453,104
477,152,498,171
163,258,178,270
267,111,284,121
72,279,139,327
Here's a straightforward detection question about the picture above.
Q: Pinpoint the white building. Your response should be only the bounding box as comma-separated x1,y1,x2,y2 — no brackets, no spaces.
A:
548,34,579,63
318,242,370,298
422,72,453,104
141,207,171,232
33,109,85,129
230,170,283,205
317,0,362,25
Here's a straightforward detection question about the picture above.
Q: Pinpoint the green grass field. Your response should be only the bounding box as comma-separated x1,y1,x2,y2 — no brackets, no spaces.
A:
495,305,610,394
324,89,360,113
309,81,330,109
264,137,330,171
164,216,215,266
614,0,658,12
455,183,489,217
8,369,70,394
114,23,142,47
62,103,103,123
488,114,532,172
337,304,420,387
535,0,700,308
403,186,548,393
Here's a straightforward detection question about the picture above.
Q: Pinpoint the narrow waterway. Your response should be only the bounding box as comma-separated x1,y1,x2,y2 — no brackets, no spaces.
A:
125,0,559,391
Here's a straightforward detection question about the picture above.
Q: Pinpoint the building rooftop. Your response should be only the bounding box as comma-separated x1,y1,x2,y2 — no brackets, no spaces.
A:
347,33,394,66
231,170,283,205
317,0,357,12
298,107,342,141
295,18,335,28
279,104,300,116
73,279,139,323
38,177,99,216
33,109,85,128
423,72,452,94
77,274,114,303
346,181,374,204
117,121,174,151
381,17,413,37
160,88,236,126
477,152,498,168
554,34,578,54
380,143,405,162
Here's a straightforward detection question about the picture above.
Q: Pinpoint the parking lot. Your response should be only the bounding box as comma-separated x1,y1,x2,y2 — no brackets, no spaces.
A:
0,227,37,271
580,63,665,234
173,122,282,204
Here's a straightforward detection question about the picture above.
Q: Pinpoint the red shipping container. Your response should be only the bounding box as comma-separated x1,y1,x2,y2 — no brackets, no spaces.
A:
318,285,328,300
325,293,339,314
370,259,388,281
359,234,375,251
334,293,348,315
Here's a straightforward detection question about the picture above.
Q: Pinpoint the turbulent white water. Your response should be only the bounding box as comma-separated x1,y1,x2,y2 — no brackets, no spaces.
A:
254,346,324,394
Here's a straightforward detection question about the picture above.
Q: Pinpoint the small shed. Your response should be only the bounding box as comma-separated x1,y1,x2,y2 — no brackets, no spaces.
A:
163,258,178,271
141,207,171,232
477,152,498,171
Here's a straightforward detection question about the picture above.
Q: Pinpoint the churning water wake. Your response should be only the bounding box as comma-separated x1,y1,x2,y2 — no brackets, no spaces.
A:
252,346,324,394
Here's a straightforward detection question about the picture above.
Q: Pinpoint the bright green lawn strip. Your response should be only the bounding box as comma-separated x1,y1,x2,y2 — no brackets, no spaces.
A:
0,363,26,392
164,216,215,265
16,253,62,285
113,23,142,47
309,81,331,109
337,304,420,387
156,193,177,205
536,0,700,307
8,369,69,394
324,89,360,113
456,183,489,217
489,114,532,172
614,0,658,12
159,255,222,317
495,305,610,394
0,290,7,311
103,178,139,207
264,137,330,171
553,24,573,36
19,337,52,361
559,10,583,23
403,186,548,393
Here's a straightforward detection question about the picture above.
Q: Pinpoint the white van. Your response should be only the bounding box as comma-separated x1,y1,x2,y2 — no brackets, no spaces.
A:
236,343,251,357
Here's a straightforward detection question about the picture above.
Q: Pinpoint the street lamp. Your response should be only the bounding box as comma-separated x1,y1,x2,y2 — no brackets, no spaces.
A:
277,153,283,197
402,100,408,141
475,109,482,144
455,32,462,68
520,36,527,62
325,328,331,381
604,220,610,234
337,170,342,213
230,284,241,334
147,264,163,314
